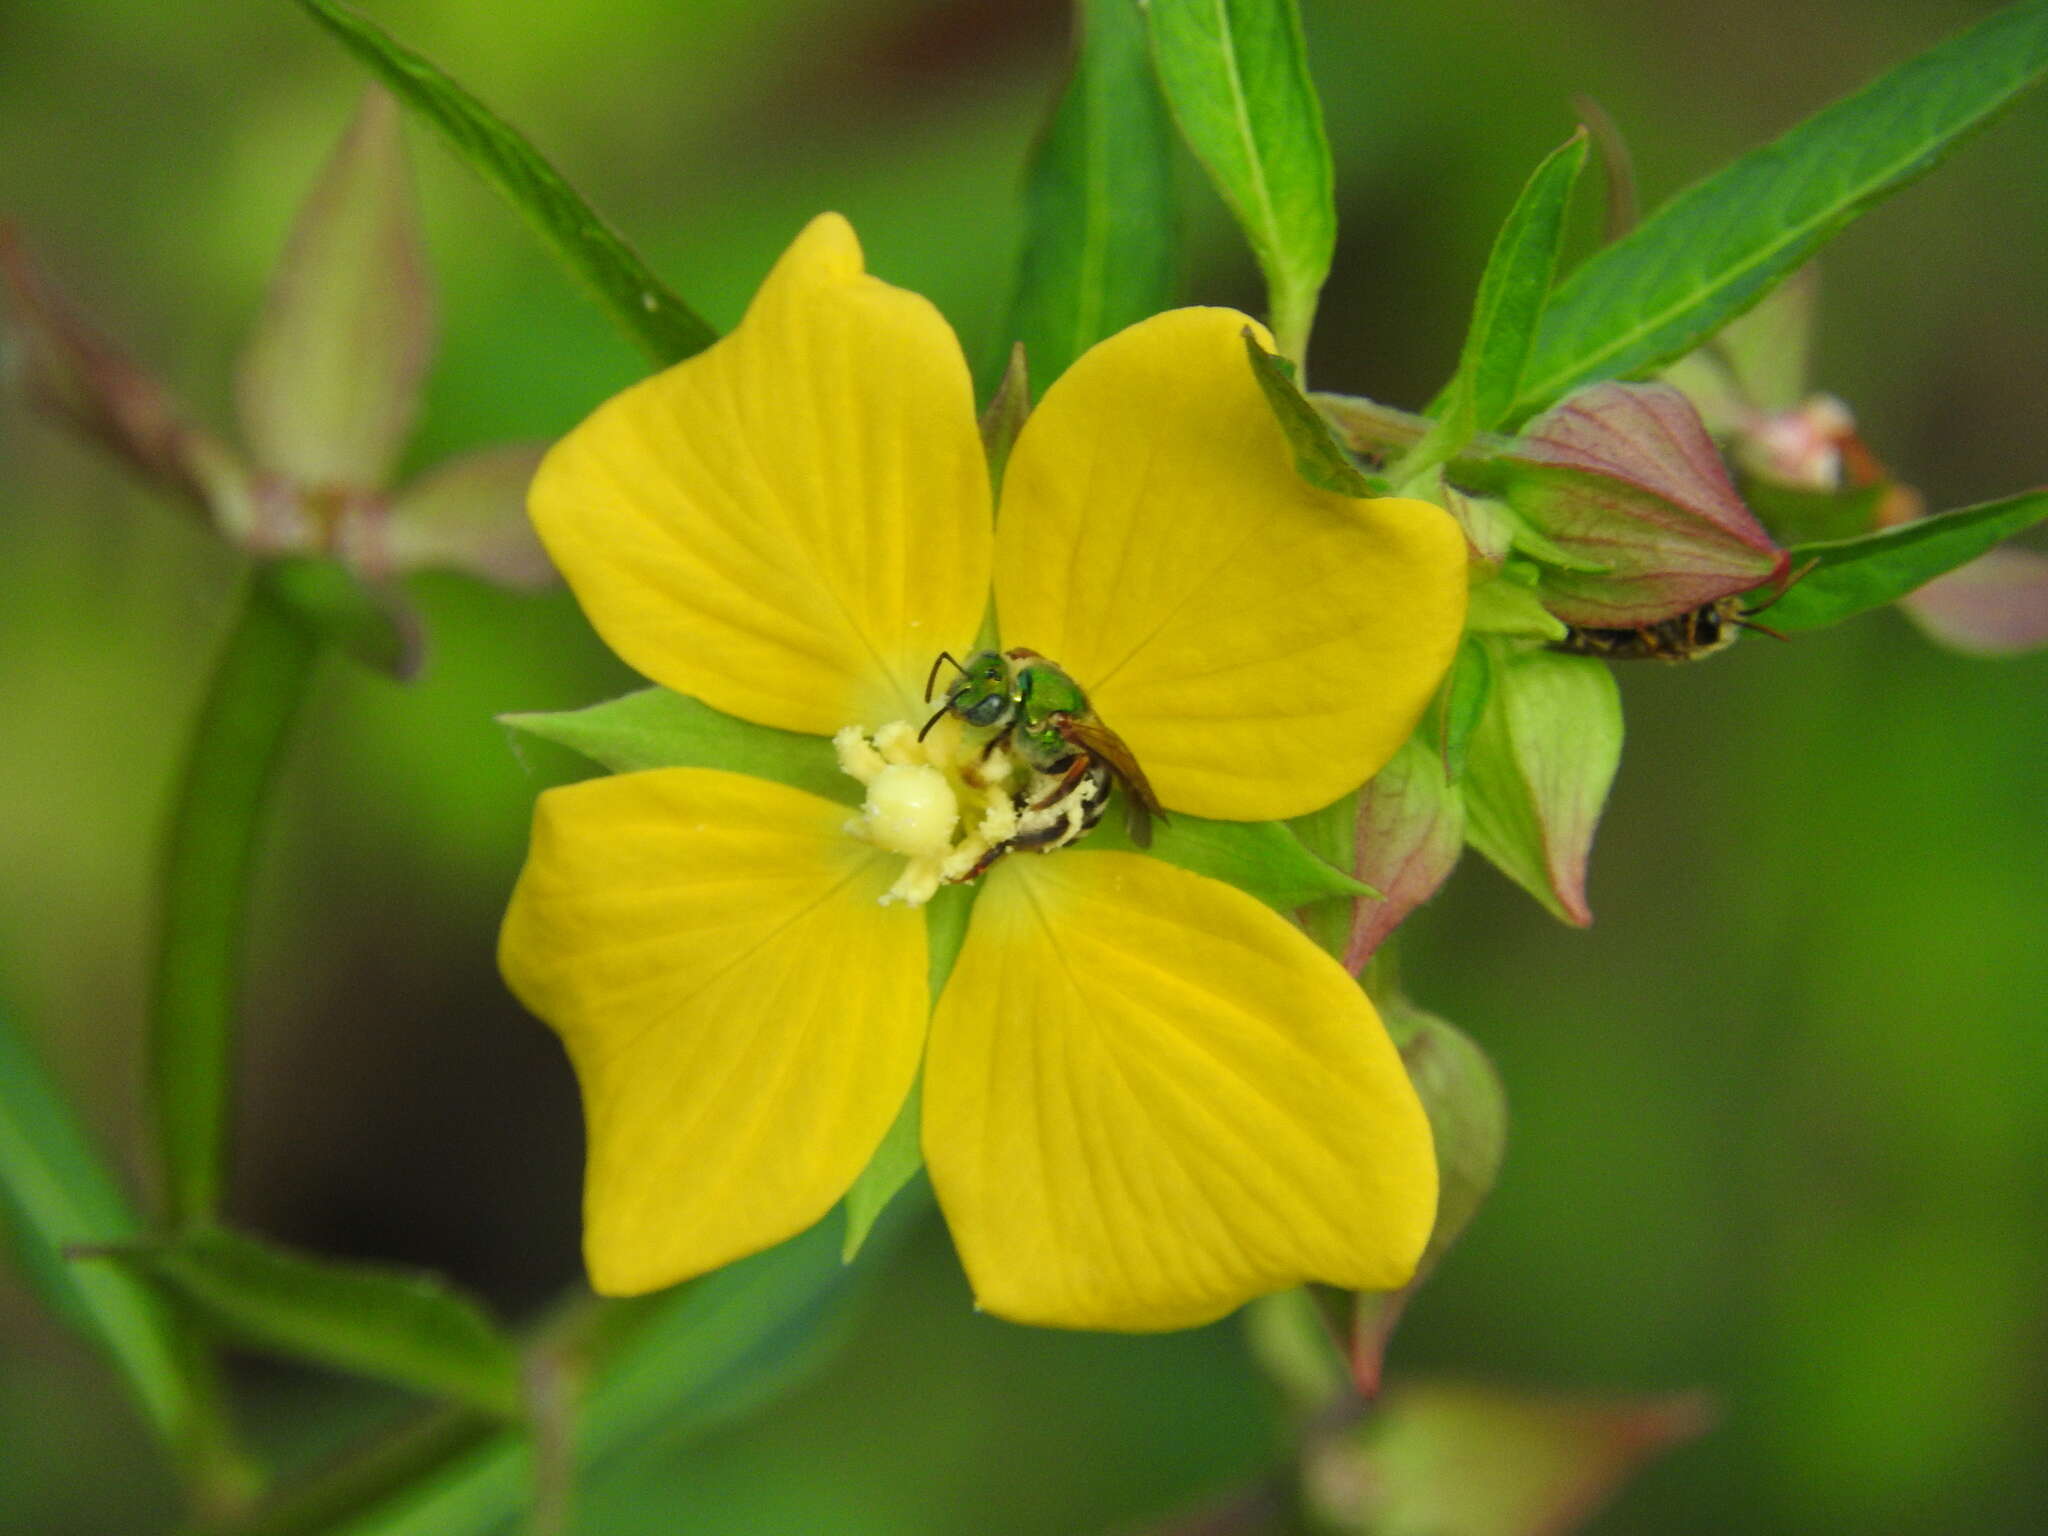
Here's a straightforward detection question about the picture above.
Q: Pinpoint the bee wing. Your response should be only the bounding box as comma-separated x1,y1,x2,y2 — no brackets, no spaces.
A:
1059,716,1165,847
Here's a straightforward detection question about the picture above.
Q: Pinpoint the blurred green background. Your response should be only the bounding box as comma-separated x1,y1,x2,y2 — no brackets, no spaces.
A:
3,1,2044,1532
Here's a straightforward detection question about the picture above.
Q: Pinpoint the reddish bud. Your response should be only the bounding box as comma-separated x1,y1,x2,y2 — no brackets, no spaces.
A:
1345,736,1466,971
1455,380,1788,626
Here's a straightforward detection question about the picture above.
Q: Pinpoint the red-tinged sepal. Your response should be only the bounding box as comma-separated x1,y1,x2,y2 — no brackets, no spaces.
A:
1461,641,1621,927
1302,1380,1713,1536
1344,996,1505,1397
1899,545,2048,656
359,443,556,589
0,223,251,526
1344,735,1466,971
1454,380,1787,626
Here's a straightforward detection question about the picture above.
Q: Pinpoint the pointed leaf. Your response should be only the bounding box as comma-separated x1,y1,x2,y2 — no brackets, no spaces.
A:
1001,0,1177,391
1244,332,1378,495
1458,381,1787,626
1462,644,1621,927
500,687,851,803
1346,735,1466,971
294,0,716,367
1515,0,2048,418
0,1009,199,1448
841,1077,924,1263
1770,489,2048,631
379,442,555,589
1440,131,1590,436
85,1227,521,1416
1348,999,1505,1393
1147,0,1335,362
237,89,434,491
1436,635,1492,783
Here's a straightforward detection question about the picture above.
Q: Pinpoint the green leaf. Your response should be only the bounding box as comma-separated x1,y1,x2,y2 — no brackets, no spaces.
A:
1001,0,1177,391
87,1227,522,1417
1083,810,1370,910
1147,0,1335,363
979,342,1032,496
0,1008,198,1447
1440,130,1589,435
266,555,421,679
1242,333,1379,495
278,1205,928,1536
294,0,716,368
1515,0,2048,419
1770,489,2048,632
1287,791,1365,959
501,688,852,805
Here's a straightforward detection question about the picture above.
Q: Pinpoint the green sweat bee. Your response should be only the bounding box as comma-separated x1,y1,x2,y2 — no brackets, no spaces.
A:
920,647,1163,874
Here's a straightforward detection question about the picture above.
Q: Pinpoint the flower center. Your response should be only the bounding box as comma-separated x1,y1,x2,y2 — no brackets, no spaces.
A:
834,716,1020,906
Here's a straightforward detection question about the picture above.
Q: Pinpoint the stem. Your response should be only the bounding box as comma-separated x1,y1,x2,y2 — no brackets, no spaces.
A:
152,563,319,1229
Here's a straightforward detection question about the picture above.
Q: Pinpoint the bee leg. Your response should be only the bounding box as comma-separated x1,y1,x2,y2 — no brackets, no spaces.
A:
1027,753,1092,811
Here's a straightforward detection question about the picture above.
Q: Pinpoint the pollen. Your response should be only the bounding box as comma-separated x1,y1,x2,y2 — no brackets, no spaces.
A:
835,718,1020,906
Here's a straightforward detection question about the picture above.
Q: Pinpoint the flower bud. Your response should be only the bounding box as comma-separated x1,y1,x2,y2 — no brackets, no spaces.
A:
1345,736,1466,971
1453,380,1788,626
1302,1380,1713,1536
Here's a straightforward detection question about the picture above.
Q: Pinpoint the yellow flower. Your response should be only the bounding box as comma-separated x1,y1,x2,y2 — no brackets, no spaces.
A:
500,214,1469,1330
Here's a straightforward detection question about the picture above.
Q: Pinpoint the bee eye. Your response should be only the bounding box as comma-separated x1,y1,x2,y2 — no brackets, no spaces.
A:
964,694,1006,726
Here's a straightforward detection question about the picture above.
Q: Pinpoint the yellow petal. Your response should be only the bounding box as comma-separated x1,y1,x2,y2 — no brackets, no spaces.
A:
924,851,1436,1331
993,308,1467,820
500,768,926,1294
529,213,992,734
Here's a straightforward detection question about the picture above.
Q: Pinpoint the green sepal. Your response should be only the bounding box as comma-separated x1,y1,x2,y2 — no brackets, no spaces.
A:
1513,0,2048,420
1147,0,1335,363
1435,636,1494,784
1243,332,1380,496
501,687,853,805
1287,792,1367,960
1769,489,2048,632
840,881,972,1262
293,0,716,368
1434,129,1590,438
979,342,1032,496
79,1226,522,1418
1083,809,1372,912
266,555,421,679
998,0,1177,393
1461,642,1621,927
1464,572,1569,641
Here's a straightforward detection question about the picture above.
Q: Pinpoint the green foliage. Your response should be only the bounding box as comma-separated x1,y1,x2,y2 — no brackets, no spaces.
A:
1438,131,1589,437
501,688,853,805
1515,0,2048,419
0,1008,197,1447
294,0,716,368
1771,490,2048,632
1437,637,1494,784
841,1079,925,1263
1001,0,1177,391
88,1227,522,1418
1146,0,1335,363
1242,332,1378,495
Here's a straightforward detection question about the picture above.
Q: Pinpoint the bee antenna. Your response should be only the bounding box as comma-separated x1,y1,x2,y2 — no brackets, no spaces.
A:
1743,556,1821,619
916,702,950,742
1733,616,1790,643
923,650,964,703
